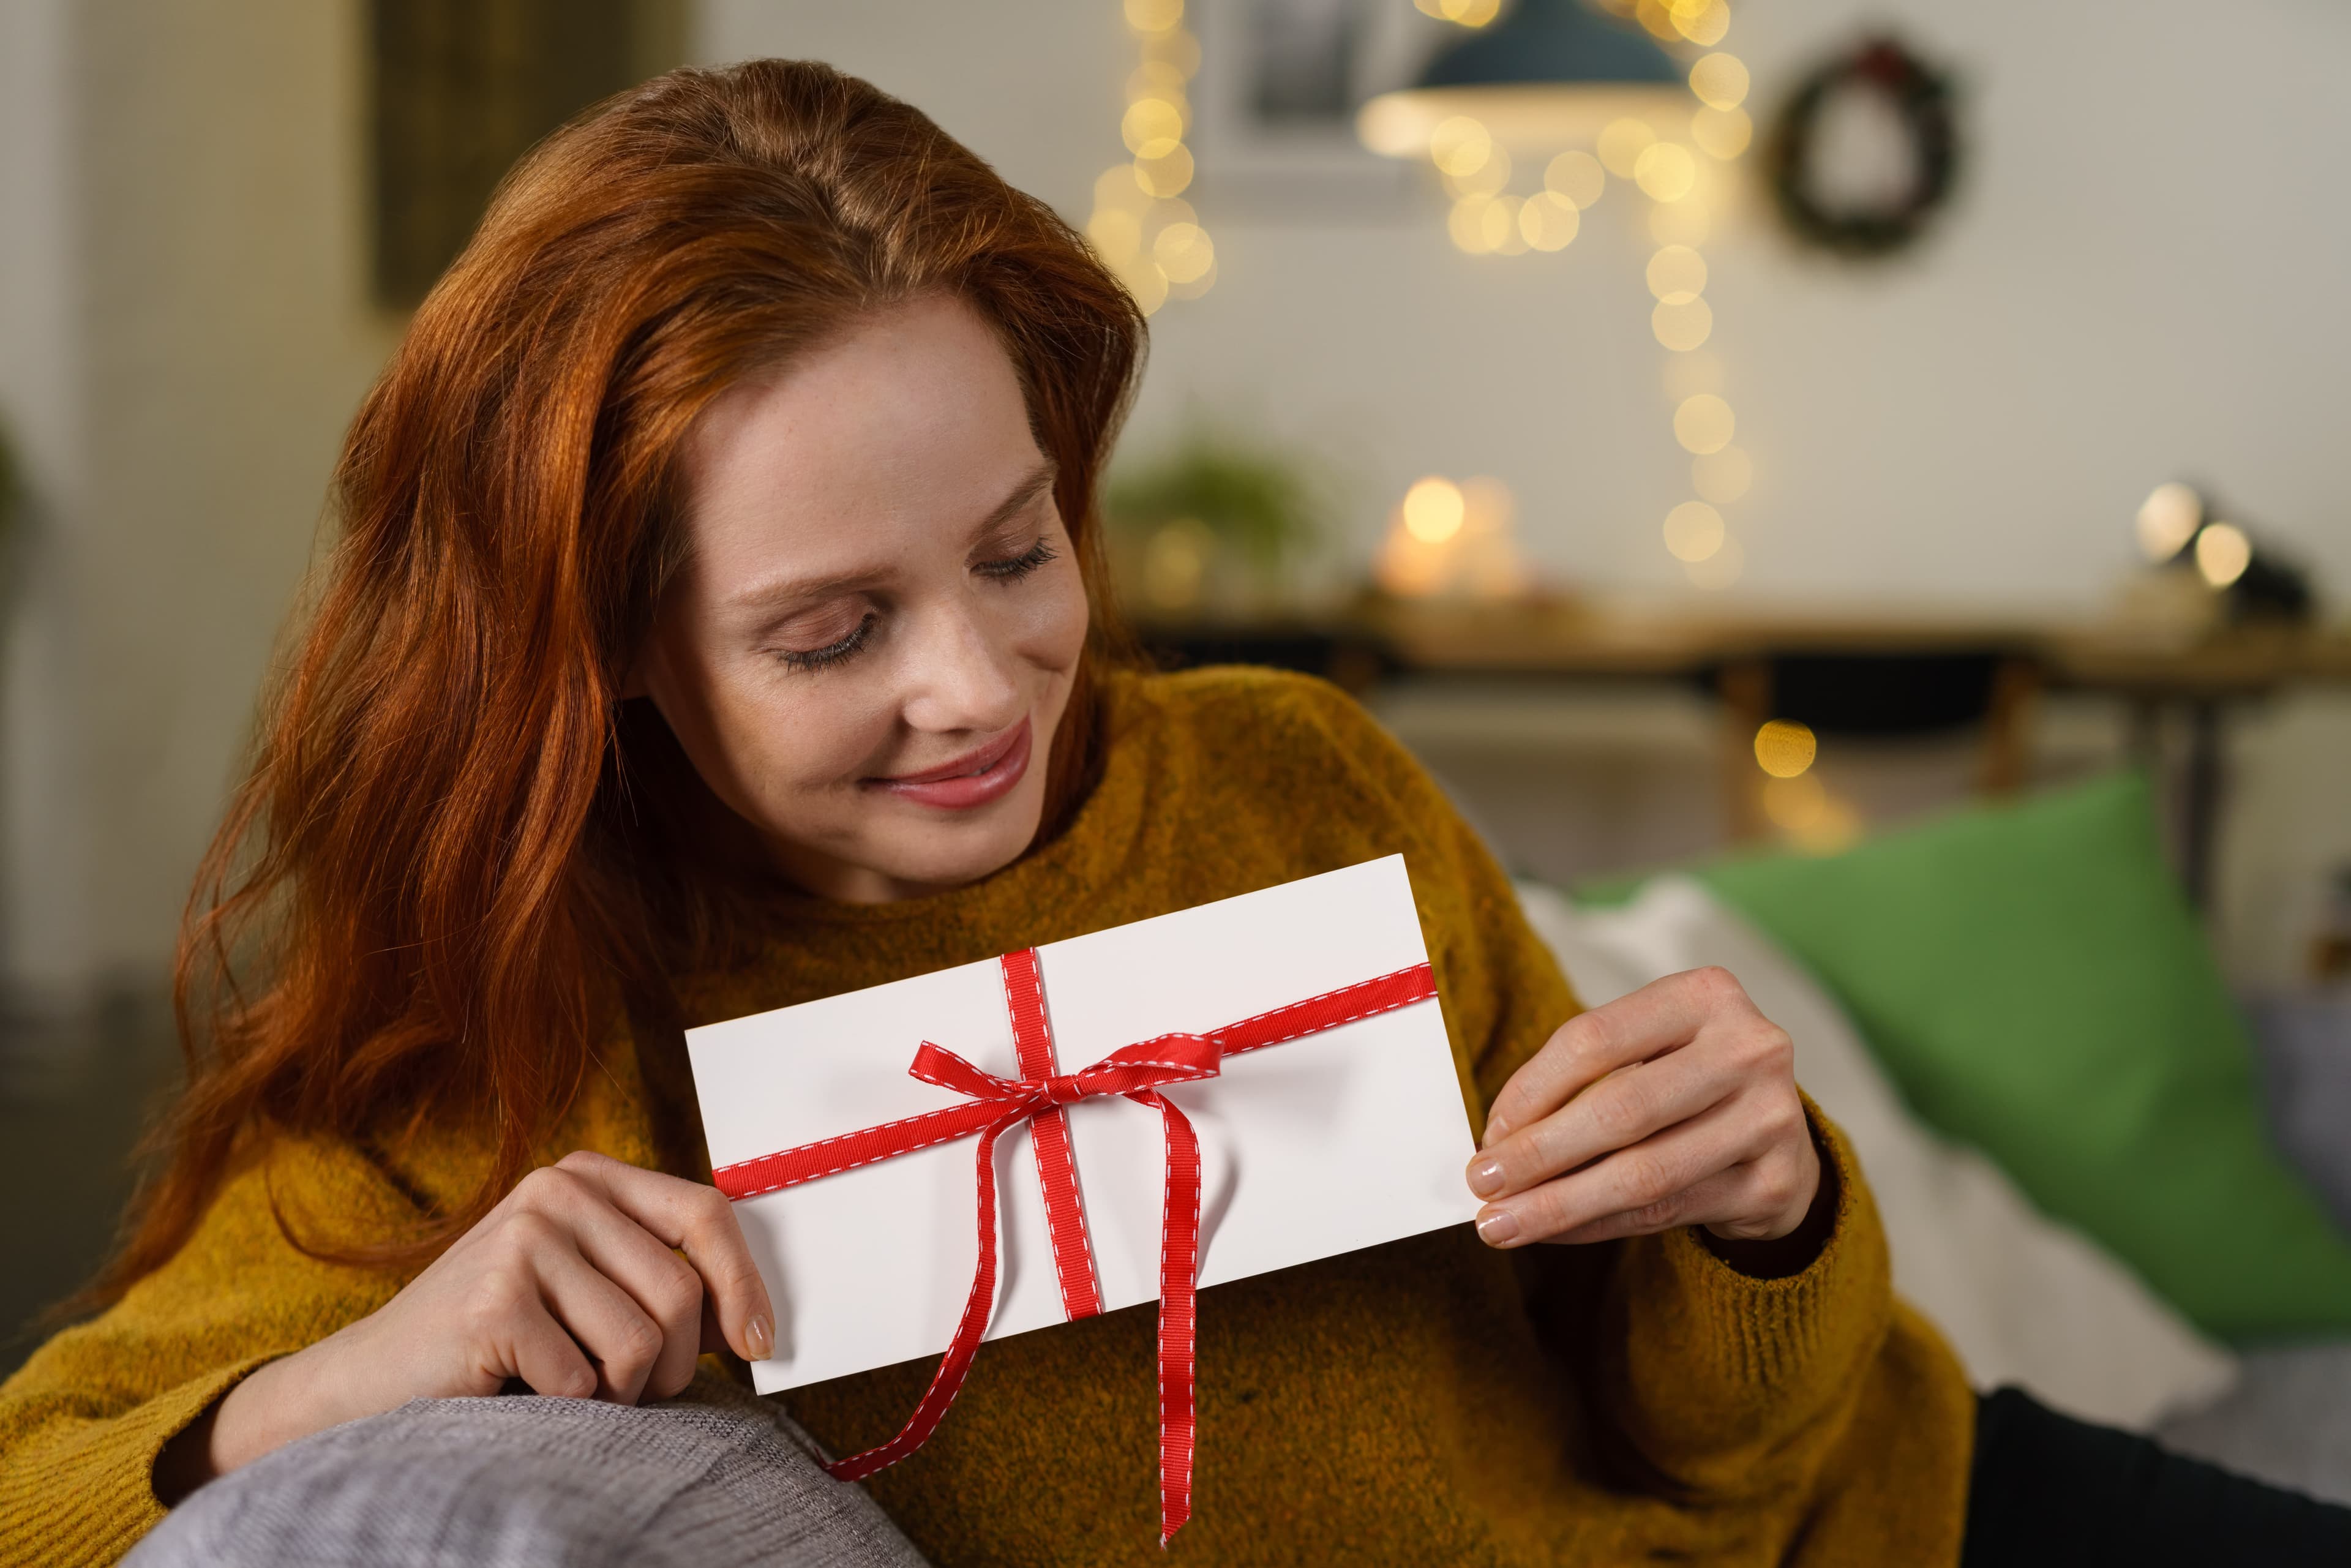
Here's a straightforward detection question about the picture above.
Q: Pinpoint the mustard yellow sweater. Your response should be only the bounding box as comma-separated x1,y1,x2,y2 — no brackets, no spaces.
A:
0,667,1974,1566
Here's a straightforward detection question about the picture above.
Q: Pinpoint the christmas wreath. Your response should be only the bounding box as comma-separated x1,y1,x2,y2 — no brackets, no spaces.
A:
1764,37,1960,258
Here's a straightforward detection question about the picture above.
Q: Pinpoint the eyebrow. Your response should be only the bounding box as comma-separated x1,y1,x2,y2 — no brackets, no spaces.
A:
723,459,1059,612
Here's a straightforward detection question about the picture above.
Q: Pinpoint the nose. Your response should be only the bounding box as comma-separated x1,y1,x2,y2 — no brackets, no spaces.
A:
898,597,1026,737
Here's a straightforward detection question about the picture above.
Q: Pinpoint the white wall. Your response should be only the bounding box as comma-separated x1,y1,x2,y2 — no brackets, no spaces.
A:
706,0,2351,982
702,0,2351,609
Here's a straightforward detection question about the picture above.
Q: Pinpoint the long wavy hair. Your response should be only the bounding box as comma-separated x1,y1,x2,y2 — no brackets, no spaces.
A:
95,59,1145,1301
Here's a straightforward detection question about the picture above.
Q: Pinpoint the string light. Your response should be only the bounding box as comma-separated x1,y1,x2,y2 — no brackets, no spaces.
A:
1402,476,1468,543
1663,500,1726,562
1753,719,1818,778
1543,150,1607,209
2195,522,2252,588
1674,392,1735,453
2136,481,2202,561
1086,0,1212,315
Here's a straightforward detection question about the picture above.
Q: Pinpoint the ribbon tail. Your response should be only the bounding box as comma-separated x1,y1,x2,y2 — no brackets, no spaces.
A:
823,1108,1025,1484
1133,1087,1202,1546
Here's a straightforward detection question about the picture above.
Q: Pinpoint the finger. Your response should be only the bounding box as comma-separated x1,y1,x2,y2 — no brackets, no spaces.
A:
527,1231,669,1405
1483,967,1746,1146
554,1152,776,1364
1470,1040,1743,1202
1475,1092,1765,1248
501,1292,601,1401
535,1179,708,1401
1540,1165,1753,1246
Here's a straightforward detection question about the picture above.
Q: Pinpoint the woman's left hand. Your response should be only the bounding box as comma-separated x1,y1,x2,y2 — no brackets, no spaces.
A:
1466,967,1820,1249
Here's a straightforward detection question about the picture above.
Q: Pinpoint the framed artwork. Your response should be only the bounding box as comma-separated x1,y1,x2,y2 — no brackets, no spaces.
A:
1188,0,1453,217
369,0,684,307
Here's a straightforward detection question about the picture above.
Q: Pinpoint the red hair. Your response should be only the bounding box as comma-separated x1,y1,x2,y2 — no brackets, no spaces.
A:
98,59,1144,1298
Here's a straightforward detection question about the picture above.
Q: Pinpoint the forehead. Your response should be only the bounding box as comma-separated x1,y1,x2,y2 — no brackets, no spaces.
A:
680,293,1043,578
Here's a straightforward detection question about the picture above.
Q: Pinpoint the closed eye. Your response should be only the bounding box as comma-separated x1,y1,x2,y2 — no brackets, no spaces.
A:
975,538,1057,582
774,611,877,672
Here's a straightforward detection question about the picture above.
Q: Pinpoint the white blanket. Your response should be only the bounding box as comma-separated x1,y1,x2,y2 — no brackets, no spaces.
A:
1517,876,2237,1431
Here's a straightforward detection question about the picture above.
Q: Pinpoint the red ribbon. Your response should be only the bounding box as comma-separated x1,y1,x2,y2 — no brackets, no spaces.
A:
711,950,1440,1544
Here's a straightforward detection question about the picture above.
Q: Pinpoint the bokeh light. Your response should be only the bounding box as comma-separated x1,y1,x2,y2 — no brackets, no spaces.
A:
1649,198,1711,246
1402,477,1467,543
1692,107,1754,160
1646,244,1708,302
1121,98,1185,159
1662,349,1723,401
1753,719,1818,778
2195,522,2252,588
2135,481,2203,561
1415,0,1501,21
1093,163,1151,214
1670,0,1730,45
1685,530,1744,590
1689,53,1751,110
1652,296,1714,351
1674,393,1736,454
1634,142,1698,202
1444,144,1512,198
1125,0,1183,31
1447,193,1517,253
1598,118,1657,178
1086,208,1142,265
1520,192,1581,250
1430,116,1493,177
1152,222,1214,283
1134,145,1195,196
1692,445,1753,503
1543,149,1606,208
1663,501,1726,562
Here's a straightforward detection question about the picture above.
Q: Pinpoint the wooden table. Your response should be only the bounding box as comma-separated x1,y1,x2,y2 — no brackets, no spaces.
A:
1136,600,2351,906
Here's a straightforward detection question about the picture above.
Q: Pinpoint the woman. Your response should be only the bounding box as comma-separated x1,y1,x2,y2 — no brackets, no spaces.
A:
2,59,2344,1568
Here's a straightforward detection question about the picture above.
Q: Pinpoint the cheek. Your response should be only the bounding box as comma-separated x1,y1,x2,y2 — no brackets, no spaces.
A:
1024,562,1091,667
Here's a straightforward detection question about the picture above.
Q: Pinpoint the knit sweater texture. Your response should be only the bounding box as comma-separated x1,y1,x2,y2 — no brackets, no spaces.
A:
0,667,1973,1566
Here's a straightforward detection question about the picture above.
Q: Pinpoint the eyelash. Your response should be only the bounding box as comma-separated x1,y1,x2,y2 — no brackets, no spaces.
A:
773,538,1058,672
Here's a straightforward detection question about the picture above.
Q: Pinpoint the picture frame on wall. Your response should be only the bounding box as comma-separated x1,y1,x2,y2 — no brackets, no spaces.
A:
1187,0,1452,219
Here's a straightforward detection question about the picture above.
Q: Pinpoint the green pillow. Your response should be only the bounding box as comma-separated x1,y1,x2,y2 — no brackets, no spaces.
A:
1621,771,2351,1341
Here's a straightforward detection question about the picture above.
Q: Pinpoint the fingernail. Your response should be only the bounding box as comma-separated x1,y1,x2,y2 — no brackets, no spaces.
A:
1468,1157,1506,1198
744,1313,773,1360
1476,1209,1520,1247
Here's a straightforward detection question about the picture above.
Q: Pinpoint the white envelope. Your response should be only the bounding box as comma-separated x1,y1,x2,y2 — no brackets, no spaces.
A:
686,853,1480,1394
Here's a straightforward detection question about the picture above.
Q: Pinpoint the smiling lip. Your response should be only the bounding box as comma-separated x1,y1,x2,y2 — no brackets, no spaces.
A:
867,718,1033,810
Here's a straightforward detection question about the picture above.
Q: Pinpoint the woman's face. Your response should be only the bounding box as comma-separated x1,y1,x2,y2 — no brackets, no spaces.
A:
632,293,1090,904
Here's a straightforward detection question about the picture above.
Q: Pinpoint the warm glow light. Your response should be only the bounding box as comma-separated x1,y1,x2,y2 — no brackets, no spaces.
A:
1764,775,1864,853
1649,198,1711,246
1134,145,1195,197
1692,445,1753,503
1597,118,1657,178
1122,98,1185,159
1122,258,1170,315
1634,142,1697,202
1520,191,1581,250
1663,501,1725,562
1128,60,1187,102
1444,144,1512,198
1689,53,1751,110
1460,476,1515,535
2195,522,2252,588
1093,163,1150,213
2136,481,2203,562
1086,208,1142,264
1139,26,1202,77
1152,222,1214,283
1543,149,1605,208
1753,719,1818,778
1142,517,1211,610
1415,0,1501,22
1633,0,1681,41
1691,106,1753,160
1646,244,1708,302
1662,349,1723,401
1430,116,1493,177
1674,393,1735,454
1671,0,1730,46
1447,193,1517,253
1403,477,1468,543
1651,297,1714,351
1124,0,1183,32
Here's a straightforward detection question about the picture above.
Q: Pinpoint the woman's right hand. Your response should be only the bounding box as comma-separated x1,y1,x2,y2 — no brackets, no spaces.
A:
159,1151,774,1498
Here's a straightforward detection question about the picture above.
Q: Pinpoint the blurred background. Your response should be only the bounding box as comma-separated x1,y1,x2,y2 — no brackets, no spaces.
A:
2,0,2348,1495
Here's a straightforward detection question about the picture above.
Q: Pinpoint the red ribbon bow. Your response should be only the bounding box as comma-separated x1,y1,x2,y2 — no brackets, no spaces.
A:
711,948,1439,1543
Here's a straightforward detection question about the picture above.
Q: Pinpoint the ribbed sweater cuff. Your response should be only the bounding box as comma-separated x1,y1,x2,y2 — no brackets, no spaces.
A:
1648,1094,1884,1394
3,1354,277,1564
